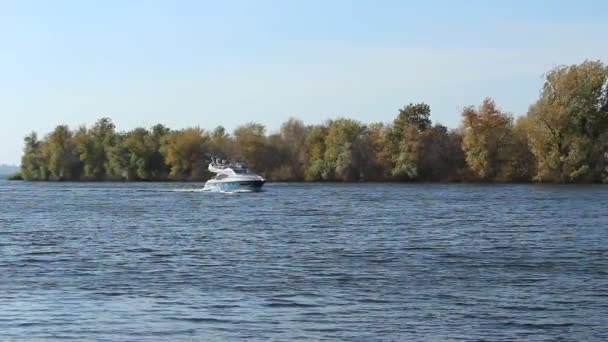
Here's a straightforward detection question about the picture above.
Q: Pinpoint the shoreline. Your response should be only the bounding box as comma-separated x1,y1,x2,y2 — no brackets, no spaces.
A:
5,178,606,185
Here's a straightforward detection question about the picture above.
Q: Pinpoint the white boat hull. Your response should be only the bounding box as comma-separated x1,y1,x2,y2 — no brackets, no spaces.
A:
203,179,265,192
204,161,265,192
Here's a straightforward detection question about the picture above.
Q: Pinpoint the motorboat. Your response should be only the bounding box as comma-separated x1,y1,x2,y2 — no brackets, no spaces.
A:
203,159,265,192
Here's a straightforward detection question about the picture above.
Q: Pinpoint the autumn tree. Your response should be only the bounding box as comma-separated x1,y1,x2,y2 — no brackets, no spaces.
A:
417,125,468,181
350,126,386,181
507,117,536,181
461,98,517,181
17,60,608,184
366,122,392,180
277,118,309,180
233,123,271,175
161,127,210,180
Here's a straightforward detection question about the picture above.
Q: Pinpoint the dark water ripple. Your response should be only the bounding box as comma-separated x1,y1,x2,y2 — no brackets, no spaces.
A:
1,181,608,341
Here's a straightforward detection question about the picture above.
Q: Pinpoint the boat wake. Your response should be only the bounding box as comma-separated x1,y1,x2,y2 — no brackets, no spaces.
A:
172,188,255,194
205,188,256,194
171,188,207,193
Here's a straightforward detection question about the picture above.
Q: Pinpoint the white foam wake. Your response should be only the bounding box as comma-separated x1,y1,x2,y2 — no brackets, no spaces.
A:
171,188,254,194
171,188,207,192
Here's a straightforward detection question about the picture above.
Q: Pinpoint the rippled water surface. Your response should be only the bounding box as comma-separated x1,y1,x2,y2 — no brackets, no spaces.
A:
1,181,607,341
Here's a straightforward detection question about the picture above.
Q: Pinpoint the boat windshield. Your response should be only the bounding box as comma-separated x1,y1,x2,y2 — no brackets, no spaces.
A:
233,168,250,174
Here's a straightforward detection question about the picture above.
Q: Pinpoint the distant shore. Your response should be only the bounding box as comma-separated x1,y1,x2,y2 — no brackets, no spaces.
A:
4,173,23,181
6,174,606,185
15,61,608,185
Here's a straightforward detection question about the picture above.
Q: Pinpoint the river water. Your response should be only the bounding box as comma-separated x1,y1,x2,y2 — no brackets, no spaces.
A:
0,181,607,341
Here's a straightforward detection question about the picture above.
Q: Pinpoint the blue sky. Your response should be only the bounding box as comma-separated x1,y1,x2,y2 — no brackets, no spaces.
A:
1,0,607,164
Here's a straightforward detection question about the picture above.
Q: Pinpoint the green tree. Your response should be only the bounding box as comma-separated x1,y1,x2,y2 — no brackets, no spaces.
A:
21,132,48,180
147,124,171,179
106,132,133,180
389,103,433,180
42,125,81,180
379,103,431,180
392,126,422,179
394,103,432,133
76,118,116,180
304,124,330,181
107,127,164,180
323,119,365,181
527,60,608,182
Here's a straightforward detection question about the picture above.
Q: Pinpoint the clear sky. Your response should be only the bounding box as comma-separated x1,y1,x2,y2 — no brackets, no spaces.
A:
1,0,607,164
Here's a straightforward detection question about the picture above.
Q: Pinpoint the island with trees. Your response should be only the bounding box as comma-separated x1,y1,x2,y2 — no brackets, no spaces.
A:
17,61,608,183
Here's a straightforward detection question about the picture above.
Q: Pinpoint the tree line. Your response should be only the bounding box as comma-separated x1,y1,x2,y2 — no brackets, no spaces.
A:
19,60,608,183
